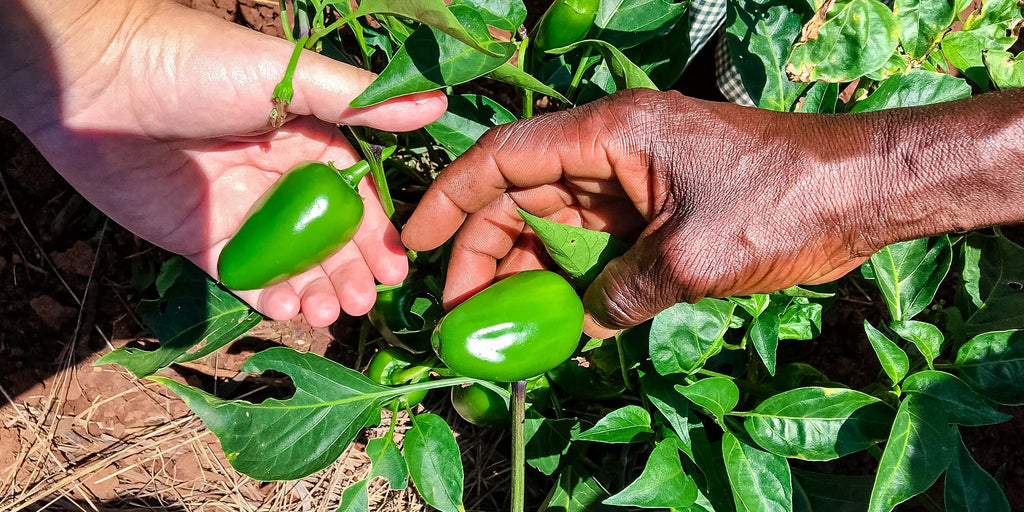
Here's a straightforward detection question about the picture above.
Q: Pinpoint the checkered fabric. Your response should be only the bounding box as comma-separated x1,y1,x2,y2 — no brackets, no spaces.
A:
685,0,730,65
683,0,753,106
715,31,755,106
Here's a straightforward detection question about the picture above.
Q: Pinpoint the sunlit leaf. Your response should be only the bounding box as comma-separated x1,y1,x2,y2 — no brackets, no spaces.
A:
404,414,464,512
867,395,956,512
604,438,698,508
744,387,893,460
722,431,793,512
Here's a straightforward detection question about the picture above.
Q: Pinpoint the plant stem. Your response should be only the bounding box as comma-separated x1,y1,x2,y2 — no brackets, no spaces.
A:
614,334,633,391
386,401,400,438
348,129,396,219
269,36,308,127
307,12,358,49
696,368,735,380
511,380,527,512
518,37,534,118
566,47,594,102
280,0,294,42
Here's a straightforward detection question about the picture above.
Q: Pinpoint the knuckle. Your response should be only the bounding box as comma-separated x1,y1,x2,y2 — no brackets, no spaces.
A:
596,273,650,329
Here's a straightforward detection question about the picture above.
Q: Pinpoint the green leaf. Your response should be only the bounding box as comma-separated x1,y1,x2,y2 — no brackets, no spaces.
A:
955,233,1024,338
676,377,740,425
639,370,694,458
792,469,874,512
625,12,693,89
367,436,409,489
850,69,972,112
486,63,571,103
150,348,393,481
722,431,793,512
781,284,836,298
424,94,515,156
449,0,526,33
573,405,654,443
894,0,956,59
867,394,956,512
778,297,822,340
954,329,1024,405
404,414,464,512
864,321,910,384
786,0,900,82
336,479,369,512
800,81,839,112
351,0,507,56
902,370,1011,426
726,0,810,111
592,0,689,50
865,236,953,322
546,39,658,90
740,295,792,375
540,463,615,512
650,299,736,376
96,258,262,377
944,433,1011,512
941,9,1021,89
525,409,580,475
744,387,893,460
890,320,944,369
351,25,514,107
603,438,698,508
865,50,912,81
518,209,629,289
985,49,1024,89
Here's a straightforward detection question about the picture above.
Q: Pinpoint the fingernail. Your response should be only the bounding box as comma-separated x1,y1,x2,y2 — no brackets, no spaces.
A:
415,97,432,105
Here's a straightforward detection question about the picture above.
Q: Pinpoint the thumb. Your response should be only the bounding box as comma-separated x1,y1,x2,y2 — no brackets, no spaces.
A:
284,47,448,132
582,221,699,334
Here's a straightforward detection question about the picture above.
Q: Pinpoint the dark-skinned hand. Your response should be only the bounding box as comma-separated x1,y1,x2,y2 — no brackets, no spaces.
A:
403,88,1024,338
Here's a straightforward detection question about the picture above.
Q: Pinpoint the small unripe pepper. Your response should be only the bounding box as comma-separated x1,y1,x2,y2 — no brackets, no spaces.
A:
533,0,601,52
366,347,433,409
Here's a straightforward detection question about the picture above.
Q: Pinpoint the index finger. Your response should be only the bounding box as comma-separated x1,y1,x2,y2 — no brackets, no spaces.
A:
402,107,616,251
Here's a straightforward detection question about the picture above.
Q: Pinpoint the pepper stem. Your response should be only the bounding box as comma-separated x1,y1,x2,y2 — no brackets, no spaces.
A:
332,145,396,189
511,380,527,512
269,36,308,128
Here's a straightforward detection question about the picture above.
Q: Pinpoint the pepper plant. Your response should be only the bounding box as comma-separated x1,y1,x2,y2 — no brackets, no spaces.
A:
97,0,1024,511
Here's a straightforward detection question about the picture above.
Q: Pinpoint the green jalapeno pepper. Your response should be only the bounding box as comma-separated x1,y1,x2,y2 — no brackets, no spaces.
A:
365,347,433,409
533,0,601,52
431,270,584,382
217,160,370,291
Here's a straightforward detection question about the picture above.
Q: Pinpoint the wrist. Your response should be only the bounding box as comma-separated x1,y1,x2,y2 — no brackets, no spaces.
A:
860,89,1024,245
0,0,158,130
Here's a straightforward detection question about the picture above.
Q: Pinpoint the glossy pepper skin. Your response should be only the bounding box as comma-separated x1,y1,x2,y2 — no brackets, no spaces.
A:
368,281,443,353
533,0,600,52
217,160,368,291
366,347,432,409
431,270,584,382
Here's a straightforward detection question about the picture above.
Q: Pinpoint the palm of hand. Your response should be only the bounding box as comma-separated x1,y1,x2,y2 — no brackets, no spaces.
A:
22,2,445,326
